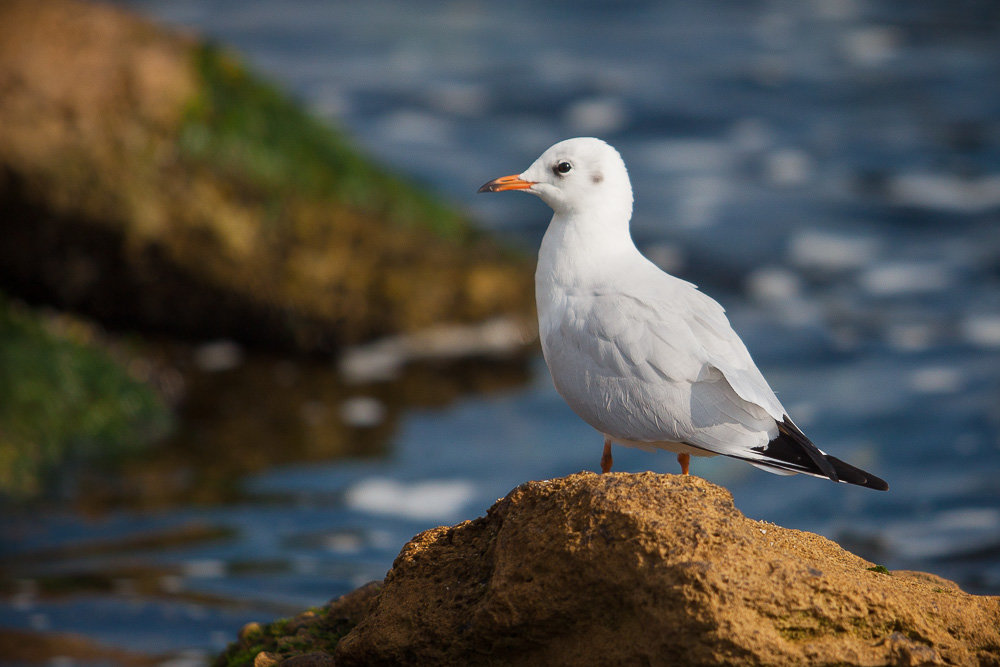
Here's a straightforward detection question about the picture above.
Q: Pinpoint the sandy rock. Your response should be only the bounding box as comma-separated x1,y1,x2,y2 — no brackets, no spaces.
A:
334,472,1000,666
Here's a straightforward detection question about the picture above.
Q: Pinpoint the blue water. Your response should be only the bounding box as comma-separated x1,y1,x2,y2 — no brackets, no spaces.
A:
3,0,999,661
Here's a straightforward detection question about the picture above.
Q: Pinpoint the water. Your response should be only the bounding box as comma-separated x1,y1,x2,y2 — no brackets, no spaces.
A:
2,0,999,661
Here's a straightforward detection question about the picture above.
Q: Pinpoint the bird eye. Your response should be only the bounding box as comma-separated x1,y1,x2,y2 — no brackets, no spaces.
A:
554,161,572,175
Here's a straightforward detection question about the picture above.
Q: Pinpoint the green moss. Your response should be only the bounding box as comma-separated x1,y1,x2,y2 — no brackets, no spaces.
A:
180,44,471,240
216,609,355,667
269,618,291,636
223,644,265,667
0,296,172,499
867,565,891,575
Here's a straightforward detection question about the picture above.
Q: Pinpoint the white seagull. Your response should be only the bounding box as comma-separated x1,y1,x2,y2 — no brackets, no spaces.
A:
479,137,887,490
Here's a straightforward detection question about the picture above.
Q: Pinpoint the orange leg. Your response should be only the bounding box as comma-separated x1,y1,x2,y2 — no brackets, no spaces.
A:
600,437,613,473
677,452,690,475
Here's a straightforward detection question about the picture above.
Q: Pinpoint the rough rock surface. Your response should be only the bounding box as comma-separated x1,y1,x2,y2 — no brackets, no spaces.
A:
327,473,999,666
0,0,532,351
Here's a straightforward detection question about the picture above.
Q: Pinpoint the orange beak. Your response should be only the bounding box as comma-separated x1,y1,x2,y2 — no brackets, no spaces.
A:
478,174,535,193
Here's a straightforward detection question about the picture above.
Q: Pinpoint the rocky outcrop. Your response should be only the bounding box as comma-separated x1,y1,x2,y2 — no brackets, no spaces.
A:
0,0,532,352
219,472,1000,666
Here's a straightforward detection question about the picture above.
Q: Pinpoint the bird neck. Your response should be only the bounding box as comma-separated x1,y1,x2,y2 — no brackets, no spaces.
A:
537,205,640,290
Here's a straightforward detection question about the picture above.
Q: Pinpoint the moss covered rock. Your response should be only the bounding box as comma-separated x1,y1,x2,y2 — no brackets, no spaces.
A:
216,582,381,667
0,296,171,499
0,0,532,352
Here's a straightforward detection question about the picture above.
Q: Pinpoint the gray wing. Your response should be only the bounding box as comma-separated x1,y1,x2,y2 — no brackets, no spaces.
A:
542,270,788,461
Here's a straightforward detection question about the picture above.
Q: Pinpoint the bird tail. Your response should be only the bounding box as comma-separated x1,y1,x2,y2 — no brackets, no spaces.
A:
743,417,889,491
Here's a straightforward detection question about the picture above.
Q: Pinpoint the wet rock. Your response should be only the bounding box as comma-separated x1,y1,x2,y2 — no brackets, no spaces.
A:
0,0,532,353
329,472,999,666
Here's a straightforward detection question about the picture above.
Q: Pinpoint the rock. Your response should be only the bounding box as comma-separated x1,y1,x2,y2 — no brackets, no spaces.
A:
0,0,532,352
325,580,383,624
215,582,382,667
238,622,265,644
275,652,334,667
253,652,281,667
0,296,172,499
330,472,999,666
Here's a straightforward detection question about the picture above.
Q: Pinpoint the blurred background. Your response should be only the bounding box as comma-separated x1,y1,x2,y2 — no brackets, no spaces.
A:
1,0,998,664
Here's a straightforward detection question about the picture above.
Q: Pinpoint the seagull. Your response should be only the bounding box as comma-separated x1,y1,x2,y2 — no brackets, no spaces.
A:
479,137,888,490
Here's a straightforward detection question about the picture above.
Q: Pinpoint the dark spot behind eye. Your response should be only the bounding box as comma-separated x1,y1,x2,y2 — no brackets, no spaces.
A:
592,172,603,184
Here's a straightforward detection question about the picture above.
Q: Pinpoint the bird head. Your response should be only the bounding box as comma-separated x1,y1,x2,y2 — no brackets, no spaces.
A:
479,137,633,219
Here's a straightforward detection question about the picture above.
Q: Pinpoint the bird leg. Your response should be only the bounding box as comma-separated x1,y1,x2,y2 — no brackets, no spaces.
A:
601,437,613,473
677,453,690,475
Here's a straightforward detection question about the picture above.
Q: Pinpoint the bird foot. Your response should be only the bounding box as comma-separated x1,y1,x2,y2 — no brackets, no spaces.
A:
677,453,690,475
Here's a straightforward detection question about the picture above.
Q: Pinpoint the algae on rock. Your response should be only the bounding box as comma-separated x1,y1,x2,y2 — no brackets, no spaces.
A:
0,296,172,499
0,0,533,352
0,0,533,496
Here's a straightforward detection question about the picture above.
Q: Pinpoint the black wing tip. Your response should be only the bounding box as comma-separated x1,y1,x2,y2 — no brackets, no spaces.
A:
757,417,837,479
753,416,888,491
826,455,889,491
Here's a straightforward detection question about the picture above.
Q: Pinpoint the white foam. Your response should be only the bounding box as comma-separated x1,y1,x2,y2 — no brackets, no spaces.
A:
889,172,1000,214
339,317,533,384
859,262,953,296
886,508,1000,560
937,506,1000,530
345,477,477,521
961,314,1000,348
909,366,963,395
788,231,879,272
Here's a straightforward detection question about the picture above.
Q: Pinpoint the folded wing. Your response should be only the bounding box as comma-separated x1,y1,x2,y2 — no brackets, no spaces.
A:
544,266,887,490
